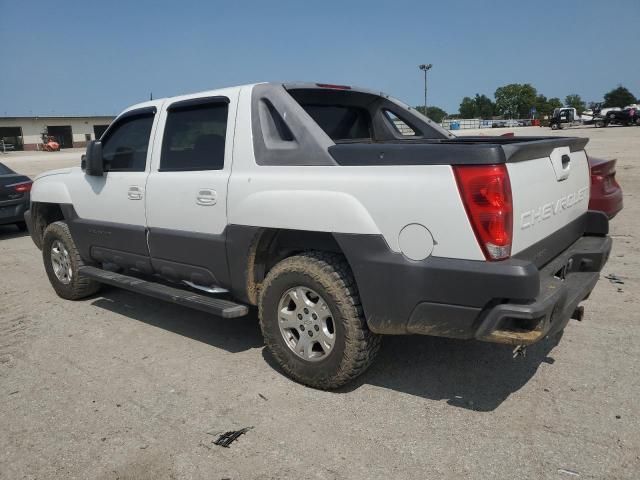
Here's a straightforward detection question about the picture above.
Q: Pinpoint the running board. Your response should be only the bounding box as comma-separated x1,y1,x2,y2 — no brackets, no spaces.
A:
79,266,248,318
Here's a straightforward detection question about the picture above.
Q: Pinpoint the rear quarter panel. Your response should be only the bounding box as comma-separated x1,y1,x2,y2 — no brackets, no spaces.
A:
228,165,484,260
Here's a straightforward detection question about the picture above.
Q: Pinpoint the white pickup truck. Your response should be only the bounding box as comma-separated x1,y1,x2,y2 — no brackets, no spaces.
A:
25,82,612,389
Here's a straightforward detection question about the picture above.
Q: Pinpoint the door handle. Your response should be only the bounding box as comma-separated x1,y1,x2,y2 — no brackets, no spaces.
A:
128,186,143,200
196,189,217,206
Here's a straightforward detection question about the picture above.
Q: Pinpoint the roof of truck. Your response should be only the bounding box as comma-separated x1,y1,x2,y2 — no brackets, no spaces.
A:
121,83,262,115
120,81,397,117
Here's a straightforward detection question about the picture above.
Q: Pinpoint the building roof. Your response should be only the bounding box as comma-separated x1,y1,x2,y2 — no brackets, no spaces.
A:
0,115,115,120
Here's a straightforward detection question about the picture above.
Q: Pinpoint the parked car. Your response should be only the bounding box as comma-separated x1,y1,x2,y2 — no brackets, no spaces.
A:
604,108,639,127
588,156,623,218
0,162,31,231
25,82,612,389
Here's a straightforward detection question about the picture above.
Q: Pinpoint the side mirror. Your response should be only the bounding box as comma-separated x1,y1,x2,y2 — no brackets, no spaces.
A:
84,140,104,176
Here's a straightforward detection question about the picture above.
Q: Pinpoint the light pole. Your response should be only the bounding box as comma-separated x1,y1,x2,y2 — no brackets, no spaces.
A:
418,64,432,115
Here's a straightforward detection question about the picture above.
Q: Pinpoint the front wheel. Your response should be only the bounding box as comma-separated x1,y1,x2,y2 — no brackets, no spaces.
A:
259,252,381,389
42,221,101,300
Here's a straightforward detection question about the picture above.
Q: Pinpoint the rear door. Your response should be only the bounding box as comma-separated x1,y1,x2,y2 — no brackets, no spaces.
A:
145,92,238,288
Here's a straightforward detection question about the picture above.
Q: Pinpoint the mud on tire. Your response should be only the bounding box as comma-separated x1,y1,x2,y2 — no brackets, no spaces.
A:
42,221,101,300
258,251,381,389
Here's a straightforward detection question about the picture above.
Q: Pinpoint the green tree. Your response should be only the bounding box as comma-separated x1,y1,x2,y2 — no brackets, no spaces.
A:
603,86,637,108
459,97,476,118
548,97,563,110
474,94,495,119
426,106,448,123
565,94,586,114
494,83,537,118
533,95,563,118
534,94,550,117
458,94,495,119
415,105,448,123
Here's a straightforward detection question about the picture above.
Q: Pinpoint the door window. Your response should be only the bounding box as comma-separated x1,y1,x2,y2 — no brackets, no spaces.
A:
102,114,154,172
160,101,228,171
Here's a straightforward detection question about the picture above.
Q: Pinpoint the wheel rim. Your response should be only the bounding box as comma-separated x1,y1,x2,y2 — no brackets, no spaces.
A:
50,239,72,284
277,287,336,362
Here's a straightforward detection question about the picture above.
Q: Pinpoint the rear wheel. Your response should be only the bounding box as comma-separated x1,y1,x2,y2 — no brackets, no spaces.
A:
42,221,100,300
259,252,381,389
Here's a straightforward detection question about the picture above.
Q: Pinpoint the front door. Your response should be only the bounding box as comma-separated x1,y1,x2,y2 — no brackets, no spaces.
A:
145,94,237,288
66,106,159,272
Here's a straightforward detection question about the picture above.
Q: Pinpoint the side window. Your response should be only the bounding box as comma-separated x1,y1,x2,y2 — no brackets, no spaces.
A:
383,110,419,137
160,101,228,171
102,114,154,172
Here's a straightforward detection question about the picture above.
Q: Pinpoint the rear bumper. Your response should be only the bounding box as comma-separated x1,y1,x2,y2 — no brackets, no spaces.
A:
473,235,610,345
335,211,612,345
0,199,28,225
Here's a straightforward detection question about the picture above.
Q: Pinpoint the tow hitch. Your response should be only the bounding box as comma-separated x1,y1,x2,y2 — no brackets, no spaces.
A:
512,345,527,358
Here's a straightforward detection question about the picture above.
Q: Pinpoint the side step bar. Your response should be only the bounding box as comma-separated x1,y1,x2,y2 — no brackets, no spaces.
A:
79,266,248,319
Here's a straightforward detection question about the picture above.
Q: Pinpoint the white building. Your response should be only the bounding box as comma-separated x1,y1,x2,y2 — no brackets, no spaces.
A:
0,115,115,150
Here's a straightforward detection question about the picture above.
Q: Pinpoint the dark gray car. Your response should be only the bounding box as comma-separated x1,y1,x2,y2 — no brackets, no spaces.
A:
0,162,31,231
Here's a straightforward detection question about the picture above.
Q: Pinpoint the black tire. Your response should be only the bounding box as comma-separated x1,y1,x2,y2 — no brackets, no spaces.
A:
259,252,381,389
42,221,101,300
15,221,27,232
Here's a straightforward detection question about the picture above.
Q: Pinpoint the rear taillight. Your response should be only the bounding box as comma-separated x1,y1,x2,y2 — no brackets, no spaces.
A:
453,164,513,261
590,158,617,177
590,158,619,194
9,181,32,193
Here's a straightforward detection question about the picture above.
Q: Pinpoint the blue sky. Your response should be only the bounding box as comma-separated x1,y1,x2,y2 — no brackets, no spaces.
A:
1,0,638,116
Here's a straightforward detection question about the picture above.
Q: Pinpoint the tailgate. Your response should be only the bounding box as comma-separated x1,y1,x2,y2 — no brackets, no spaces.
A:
508,146,590,257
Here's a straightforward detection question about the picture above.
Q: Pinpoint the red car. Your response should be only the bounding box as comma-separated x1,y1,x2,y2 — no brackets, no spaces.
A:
498,134,622,218
588,156,623,219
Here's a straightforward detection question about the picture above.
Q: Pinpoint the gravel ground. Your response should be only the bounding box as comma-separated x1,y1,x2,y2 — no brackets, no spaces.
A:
1,126,638,479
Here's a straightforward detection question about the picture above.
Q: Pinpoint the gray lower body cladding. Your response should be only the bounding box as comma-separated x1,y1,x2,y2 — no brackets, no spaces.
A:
28,204,611,345
44,205,232,288
334,211,611,344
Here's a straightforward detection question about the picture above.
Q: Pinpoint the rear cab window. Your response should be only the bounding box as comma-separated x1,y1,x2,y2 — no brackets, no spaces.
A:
298,105,371,142
286,87,442,143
